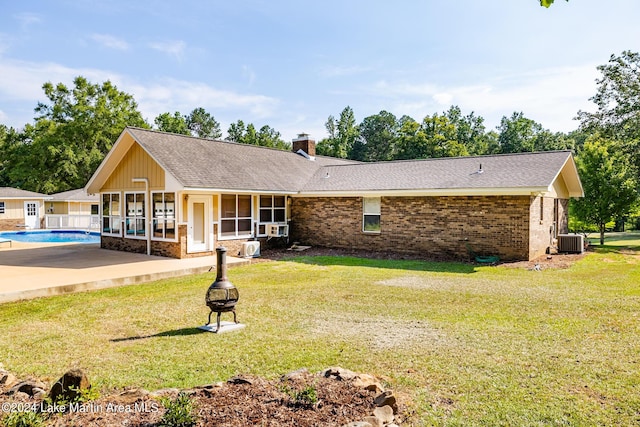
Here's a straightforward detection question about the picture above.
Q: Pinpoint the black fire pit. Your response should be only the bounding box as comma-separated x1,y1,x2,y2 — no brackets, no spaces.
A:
205,247,239,332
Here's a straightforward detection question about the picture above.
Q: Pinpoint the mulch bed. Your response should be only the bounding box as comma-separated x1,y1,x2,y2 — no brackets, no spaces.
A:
1,371,397,426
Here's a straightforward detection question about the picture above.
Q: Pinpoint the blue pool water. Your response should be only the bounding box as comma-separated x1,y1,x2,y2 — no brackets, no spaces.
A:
0,230,100,244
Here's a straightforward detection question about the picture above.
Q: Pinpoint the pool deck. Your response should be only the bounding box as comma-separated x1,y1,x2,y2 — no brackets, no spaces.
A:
0,242,249,304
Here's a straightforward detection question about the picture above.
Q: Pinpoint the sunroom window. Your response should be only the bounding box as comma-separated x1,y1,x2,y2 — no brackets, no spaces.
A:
101,193,121,235
152,192,176,240
125,192,146,238
220,194,252,238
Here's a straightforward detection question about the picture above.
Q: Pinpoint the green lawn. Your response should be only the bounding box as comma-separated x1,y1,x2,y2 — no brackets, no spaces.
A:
1,239,639,426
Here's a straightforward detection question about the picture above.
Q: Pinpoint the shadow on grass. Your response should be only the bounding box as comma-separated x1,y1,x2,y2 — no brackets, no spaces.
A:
285,255,478,274
111,327,207,342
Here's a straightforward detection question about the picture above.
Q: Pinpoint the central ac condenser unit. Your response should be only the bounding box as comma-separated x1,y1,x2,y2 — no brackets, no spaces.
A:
557,234,584,254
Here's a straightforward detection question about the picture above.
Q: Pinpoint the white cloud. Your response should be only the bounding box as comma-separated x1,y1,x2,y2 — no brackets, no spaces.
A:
14,12,42,29
130,78,280,122
90,34,129,51
0,58,281,130
148,40,186,60
365,65,600,132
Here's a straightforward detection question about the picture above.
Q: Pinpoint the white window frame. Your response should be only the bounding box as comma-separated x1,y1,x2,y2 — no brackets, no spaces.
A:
258,195,287,236
101,193,122,236
151,191,177,242
363,197,381,233
124,191,146,239
219,194,253,240
0,201,4,214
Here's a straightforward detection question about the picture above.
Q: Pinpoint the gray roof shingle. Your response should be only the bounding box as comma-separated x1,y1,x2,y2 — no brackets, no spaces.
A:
49,189,99,202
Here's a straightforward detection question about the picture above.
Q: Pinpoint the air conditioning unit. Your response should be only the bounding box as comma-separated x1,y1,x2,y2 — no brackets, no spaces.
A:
557,234,584,254
241,241,260,258
266,223,289,237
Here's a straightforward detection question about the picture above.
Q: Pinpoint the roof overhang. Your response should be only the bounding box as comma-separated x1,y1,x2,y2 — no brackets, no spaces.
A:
183,187,298,195
556,155,584,198
293,187,551,198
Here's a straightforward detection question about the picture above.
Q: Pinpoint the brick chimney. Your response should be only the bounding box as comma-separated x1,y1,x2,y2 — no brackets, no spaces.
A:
292,133,316,157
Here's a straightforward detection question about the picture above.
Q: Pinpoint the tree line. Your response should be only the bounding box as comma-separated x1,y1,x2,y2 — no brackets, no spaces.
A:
1,51,639,243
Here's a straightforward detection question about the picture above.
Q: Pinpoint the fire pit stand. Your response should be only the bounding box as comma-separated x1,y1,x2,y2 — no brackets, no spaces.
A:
199,247,245,334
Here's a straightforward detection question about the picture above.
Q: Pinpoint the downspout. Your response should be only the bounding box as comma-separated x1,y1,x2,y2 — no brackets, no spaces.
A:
132,178,151,256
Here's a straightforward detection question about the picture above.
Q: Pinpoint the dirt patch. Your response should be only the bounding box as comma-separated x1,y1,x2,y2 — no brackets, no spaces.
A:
499,252,587,270
312,314,447,350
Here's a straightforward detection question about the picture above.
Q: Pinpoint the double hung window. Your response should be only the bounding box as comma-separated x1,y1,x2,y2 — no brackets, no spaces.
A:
220,194,252,238
363,197,381,233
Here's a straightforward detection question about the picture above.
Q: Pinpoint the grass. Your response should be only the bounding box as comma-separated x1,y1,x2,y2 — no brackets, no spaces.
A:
1,237,640,425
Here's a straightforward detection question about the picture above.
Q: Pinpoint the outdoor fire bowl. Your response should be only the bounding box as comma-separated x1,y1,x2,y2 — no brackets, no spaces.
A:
205,246,239,332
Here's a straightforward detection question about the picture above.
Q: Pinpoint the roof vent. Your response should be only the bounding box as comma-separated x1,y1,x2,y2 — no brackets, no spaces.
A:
478,163,483,174
296,149,315,161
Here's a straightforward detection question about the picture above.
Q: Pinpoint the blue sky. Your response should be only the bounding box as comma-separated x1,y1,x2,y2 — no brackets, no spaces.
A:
1,0,639,142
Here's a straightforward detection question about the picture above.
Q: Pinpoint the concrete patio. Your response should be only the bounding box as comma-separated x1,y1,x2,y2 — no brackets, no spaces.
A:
0,242,248,303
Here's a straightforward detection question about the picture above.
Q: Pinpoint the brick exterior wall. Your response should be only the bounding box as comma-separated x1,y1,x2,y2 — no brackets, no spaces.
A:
100,223,264,259
529,196,570,259
291,196,542,261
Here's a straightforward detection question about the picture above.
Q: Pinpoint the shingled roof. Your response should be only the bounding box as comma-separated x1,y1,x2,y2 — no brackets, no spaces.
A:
126,127,356,192
87,128,583,197
300,150,582,196
0,187,50,199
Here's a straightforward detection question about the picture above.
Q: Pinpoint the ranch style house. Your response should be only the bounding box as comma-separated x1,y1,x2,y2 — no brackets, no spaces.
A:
85,127,583,261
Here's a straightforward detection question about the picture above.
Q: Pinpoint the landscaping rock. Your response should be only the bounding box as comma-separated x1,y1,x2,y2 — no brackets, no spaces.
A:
343,422,373,427
322,366,358,381
374,390,398,414
373,405,395,424
282,368,309,381
362,415,383,427
353,373,384,393
9,380,47,397
227,375,254,385
49,369,91,403
32,387,47,400
0,372,18,389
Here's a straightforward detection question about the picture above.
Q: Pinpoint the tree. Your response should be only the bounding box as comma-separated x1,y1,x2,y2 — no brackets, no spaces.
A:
185,107,222,139
577,51,640,175
225,120,288,150
572,136,638,245
154,111,189,135
357,111,399,161
540,0,568,7
226,120,246,143
14,76,147,193
496,112,571,153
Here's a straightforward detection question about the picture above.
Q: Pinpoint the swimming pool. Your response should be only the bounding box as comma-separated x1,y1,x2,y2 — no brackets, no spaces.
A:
0,230,100,244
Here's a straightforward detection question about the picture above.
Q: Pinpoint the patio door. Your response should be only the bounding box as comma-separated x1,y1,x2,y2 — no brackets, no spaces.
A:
187,196,212,253
24,201,39,229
